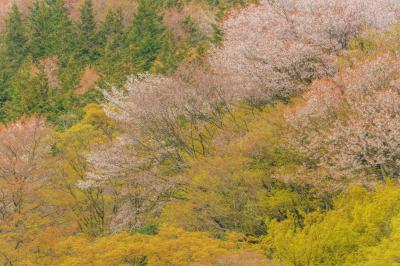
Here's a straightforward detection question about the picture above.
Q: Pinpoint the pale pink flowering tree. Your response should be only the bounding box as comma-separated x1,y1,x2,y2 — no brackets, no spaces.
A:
102,67,242,159
78,135,177,232
324,90,400,178
0,116,52,219
211,0,400,103
80,69,233,230
288,54,400,130
287,54,400,179
79,68,240,231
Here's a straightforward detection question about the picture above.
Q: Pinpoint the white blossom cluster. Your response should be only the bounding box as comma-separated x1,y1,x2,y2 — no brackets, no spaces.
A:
211,0,400,103
288,54,400,179
0,117,51,218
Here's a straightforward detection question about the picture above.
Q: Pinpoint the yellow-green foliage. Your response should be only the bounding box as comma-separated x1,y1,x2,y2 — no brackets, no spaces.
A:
54,103,115,181
52,103,116,235
37,226,268,266
3,17,400,266
162,104,323,235
266,183,400,266
339,25,400,68
349,216,400,266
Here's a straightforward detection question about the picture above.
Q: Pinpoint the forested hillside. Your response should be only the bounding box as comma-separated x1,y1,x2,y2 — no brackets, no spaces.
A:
1,0,400,265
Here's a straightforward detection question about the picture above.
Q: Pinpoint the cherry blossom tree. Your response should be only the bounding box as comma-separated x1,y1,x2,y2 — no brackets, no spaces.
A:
0,116,52,219
211,0,400,103
323,90,400,179
287,53,400,179
102,64,242,159
77,134,179,232
79,64,239,231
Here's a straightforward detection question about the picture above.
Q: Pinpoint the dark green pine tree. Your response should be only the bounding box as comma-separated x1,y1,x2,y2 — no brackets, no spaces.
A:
77,0,99,63
29,0,50,59
126,0,170,72
97,9,129,87
2,57,35,121
47,0,77,62
4,3,28,68
2,55,71,124
29,0,76,61
21,66,54,116
0,3,28,120
97,8,125,48
0,46,12,121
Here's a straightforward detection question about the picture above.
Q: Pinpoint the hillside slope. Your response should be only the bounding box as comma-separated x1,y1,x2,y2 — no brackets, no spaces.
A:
2,0,400,265
0,0,137,30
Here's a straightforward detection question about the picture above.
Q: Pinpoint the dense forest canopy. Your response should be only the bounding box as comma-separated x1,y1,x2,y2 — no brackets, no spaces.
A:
1,0,400,265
